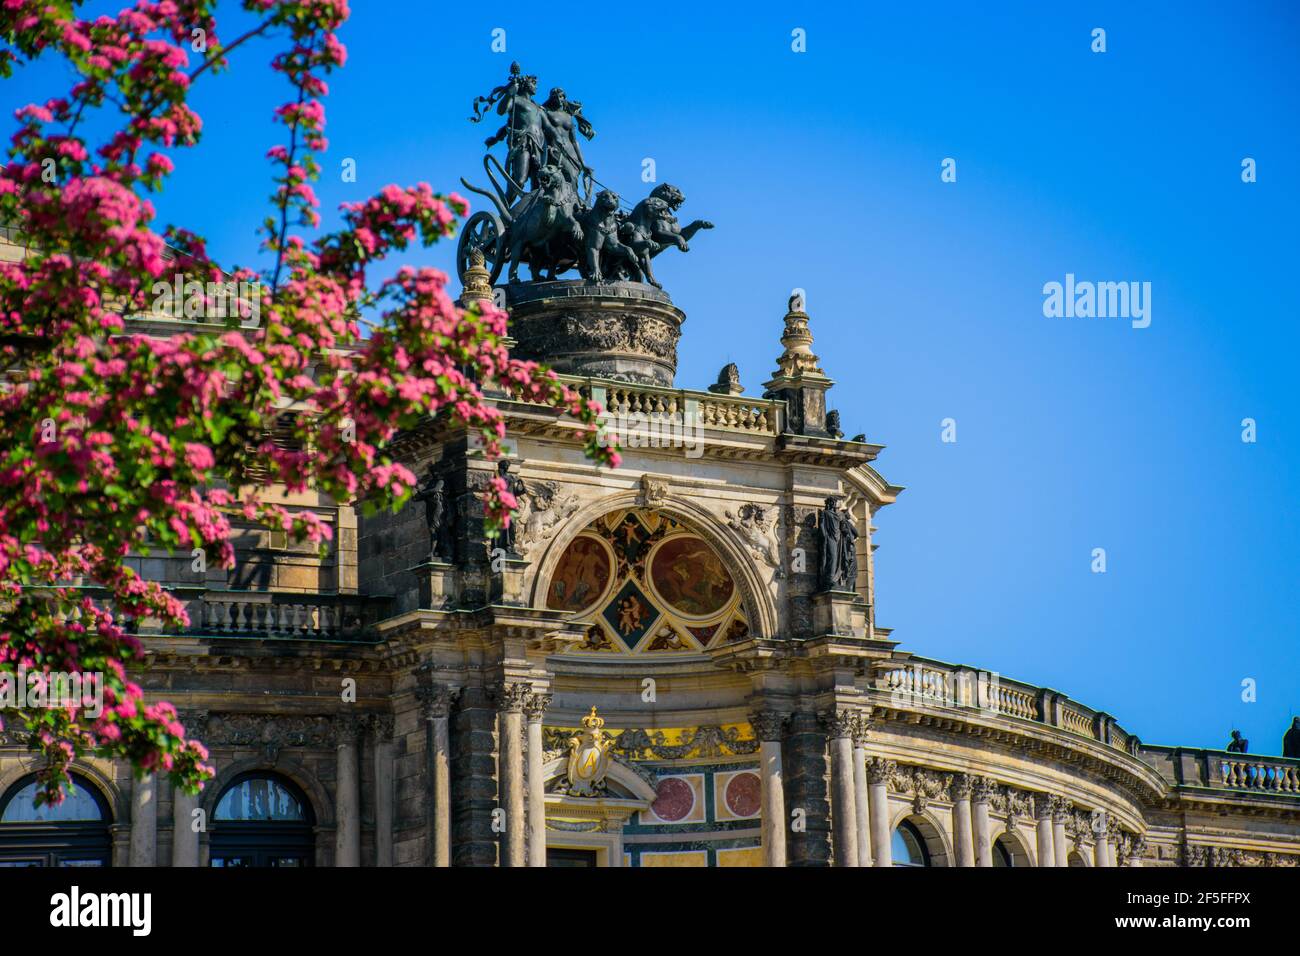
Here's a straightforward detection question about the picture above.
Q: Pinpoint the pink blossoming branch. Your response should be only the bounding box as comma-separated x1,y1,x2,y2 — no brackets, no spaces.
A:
0,0,619,806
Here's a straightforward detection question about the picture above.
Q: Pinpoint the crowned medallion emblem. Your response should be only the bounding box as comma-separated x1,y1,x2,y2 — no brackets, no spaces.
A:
565,706,614,796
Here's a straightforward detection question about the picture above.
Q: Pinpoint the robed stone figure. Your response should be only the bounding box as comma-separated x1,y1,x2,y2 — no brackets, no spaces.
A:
1226,730,1248,754
496,459,526,554
414,469,454,563
818,496,858,592
1284,718,1300,759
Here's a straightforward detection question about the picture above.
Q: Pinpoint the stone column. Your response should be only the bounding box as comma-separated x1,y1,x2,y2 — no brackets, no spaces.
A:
417,682,454,867
783,711,831,866
971,776,994,867
821,710,859,867
866,757,895,867
171,785,200,867
371,715,395,867
1052,799,1070,868
334,714,361,867
128,774,158,867
524,691,551,868
497,682,530,868
1093,813,1113,868
1034,795,1055,867
750,711,789,867
951,774,976,867
1128,836,1146,868
851,716,872,867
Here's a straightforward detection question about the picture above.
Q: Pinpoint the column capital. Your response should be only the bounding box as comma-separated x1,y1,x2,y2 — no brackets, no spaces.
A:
818,707,861,740
333,712,363,744
748,710,791,742
416,682,456,720
496,681,533,714
523,692,552,722
1051,795,1072,823
851,711,873,747
1034,793,1055,821
950,772,972,800
970,774,997,802
866,756,896,785
365,713,395,740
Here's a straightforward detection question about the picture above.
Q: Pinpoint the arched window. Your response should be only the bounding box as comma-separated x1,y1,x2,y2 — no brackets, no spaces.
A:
209,773,315,867
993,836,1015,867
891,819,931,867
0,773,112,867
1067,850,1088,867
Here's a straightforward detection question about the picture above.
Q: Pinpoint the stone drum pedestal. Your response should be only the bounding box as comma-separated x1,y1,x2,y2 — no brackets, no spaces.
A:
503,280,685,387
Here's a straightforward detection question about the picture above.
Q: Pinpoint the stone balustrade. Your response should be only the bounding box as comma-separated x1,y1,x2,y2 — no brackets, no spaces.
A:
186,590,385,641
520,376,784,438
23,585,386,643
1142,745,1300,796
872,657,1134,755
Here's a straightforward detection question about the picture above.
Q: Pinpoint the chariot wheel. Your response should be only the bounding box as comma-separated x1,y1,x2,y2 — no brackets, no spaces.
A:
456,210,504,279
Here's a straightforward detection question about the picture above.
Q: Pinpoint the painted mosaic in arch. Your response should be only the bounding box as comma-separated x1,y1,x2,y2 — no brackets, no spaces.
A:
546,508,750,655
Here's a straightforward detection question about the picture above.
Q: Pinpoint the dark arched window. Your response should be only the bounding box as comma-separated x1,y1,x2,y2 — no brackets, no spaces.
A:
993,836,1015,867
209,773,315,867
0,773,112,867
891,819,931,867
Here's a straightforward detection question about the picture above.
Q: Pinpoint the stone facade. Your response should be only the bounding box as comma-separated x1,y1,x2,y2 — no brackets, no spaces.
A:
3,277,1298,868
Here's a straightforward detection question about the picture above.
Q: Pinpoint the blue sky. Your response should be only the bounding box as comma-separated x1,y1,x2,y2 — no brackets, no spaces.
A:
9,1,1299,753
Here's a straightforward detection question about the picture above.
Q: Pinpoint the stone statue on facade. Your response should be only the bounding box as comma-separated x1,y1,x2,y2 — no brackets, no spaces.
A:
826,409,844,439
459,64,711,287
472,62,550,205
1226,729,1249,754
495,459,526,554
816,494,857,590
414,467,454,563
1284,717,1300,758
708,362,743,395
818,495,858,592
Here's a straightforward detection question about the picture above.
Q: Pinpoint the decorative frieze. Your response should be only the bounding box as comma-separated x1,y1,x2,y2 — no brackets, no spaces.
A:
887,765,954,814
543,723,759,760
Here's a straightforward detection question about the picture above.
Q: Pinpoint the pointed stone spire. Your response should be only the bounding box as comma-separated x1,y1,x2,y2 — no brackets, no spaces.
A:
764,293,834,437
770,293,827,380
458,247,494,308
